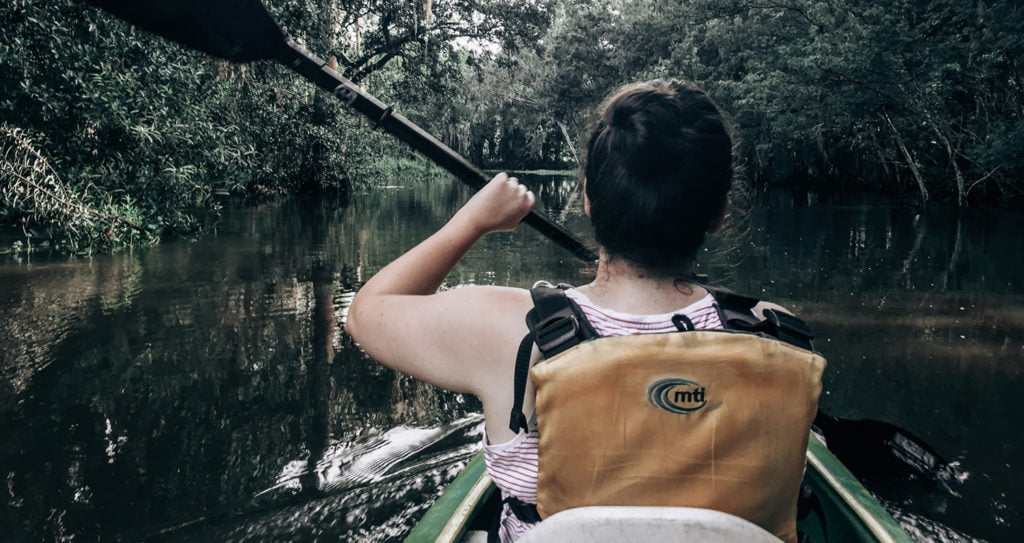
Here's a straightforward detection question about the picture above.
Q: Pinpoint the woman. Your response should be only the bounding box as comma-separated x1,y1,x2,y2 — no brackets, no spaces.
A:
346,80,800,541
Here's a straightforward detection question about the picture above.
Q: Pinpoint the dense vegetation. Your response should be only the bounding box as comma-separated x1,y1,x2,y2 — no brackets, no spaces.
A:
447,0,1024,208
0,0,546,253
2,0,1022,253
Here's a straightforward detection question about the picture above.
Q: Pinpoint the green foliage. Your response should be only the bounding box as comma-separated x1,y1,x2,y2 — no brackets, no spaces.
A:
0,124,154,254
5,0,1021,255
1,0,552,253
439,0,1024,207
1,0,282,252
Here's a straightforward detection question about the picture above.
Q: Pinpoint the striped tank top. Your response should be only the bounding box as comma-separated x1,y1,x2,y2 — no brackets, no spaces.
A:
482,288,724,542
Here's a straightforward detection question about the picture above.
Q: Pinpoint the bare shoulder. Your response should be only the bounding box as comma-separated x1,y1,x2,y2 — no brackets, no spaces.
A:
344,282,534,396
440,284,532,318
431,285,534,350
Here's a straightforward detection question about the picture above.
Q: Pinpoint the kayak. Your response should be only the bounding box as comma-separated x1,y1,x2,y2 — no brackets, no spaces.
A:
404,435,914,542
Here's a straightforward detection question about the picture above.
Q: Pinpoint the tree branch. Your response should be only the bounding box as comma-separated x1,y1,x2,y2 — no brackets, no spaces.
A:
2,169,147,233
966,167,1001,196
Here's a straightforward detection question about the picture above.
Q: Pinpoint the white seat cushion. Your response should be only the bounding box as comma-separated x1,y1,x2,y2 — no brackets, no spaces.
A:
517,506,782,543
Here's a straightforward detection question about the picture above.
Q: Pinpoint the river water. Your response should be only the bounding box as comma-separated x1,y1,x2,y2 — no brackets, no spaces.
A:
1,173,1021,542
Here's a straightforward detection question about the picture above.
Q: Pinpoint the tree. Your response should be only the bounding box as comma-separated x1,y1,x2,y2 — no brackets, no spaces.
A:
460,0,1024,206
0,0,555,252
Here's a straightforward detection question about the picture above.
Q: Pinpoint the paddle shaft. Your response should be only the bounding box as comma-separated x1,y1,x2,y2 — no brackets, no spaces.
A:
275,40,597,263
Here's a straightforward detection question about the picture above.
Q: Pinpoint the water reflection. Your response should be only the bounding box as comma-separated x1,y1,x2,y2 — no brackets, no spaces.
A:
1,176,1021,542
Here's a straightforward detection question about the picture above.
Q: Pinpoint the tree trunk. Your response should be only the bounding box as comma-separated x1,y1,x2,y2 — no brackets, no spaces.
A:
883,113,929,205
423,0,434,27
557,122,580,166
355,17,362,58
927,118,966,208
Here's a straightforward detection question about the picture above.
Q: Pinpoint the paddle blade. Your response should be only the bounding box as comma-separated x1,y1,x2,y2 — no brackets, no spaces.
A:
814,411,947,479
83,0,285,62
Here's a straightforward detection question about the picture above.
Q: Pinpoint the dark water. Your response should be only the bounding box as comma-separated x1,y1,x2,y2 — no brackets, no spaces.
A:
1,174,1021,542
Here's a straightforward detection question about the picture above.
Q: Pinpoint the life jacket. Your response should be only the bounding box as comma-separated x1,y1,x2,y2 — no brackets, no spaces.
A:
506,284,826,543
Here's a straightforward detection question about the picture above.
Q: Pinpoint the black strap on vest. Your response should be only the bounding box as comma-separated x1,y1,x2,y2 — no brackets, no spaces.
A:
504,282,816,523
509,285,599,433
706,287,815,351
504,495,543,524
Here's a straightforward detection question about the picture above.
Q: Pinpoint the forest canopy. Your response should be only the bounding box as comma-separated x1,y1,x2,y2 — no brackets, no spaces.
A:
2,0,1022,253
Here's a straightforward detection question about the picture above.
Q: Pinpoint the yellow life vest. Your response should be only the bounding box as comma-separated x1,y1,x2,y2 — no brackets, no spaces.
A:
510,286,826,543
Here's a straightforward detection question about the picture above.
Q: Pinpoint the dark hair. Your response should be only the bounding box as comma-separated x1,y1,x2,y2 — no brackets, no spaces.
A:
584,79,734,275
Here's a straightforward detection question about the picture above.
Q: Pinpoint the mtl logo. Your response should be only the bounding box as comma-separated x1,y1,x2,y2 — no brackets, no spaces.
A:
647,378,708,414
673,387,705,405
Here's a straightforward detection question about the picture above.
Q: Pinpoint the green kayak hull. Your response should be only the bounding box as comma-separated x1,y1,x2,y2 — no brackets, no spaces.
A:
405,436,913,542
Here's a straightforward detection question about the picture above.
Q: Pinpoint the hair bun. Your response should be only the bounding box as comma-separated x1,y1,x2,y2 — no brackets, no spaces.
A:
608,104,636,129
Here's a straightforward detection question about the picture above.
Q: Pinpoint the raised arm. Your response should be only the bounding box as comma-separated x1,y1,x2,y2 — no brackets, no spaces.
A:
344,173,535,395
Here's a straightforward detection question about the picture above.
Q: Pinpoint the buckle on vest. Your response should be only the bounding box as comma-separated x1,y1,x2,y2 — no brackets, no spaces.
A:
534,310,580,355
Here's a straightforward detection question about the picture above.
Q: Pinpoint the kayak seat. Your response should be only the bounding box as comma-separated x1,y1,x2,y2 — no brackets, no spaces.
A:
516,506,783,543
461,530,489,543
